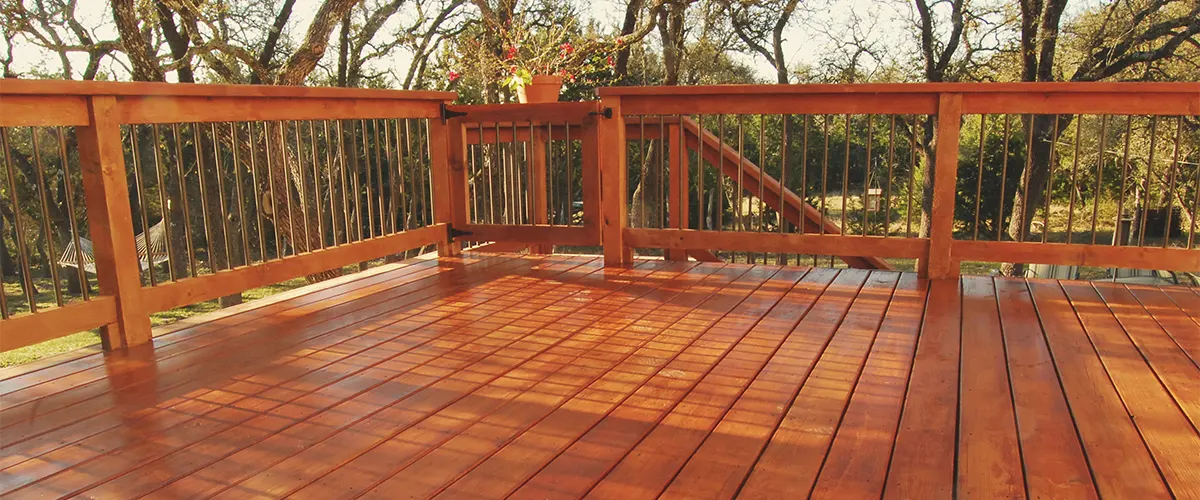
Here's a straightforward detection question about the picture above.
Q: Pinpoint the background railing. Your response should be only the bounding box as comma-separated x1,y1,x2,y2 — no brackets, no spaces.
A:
1,81,455,353
597,83,1200,279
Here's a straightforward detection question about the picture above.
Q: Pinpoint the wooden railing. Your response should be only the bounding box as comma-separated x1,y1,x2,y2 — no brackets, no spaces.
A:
0,80,455,352
597,83,1200,279
3,80,1197,355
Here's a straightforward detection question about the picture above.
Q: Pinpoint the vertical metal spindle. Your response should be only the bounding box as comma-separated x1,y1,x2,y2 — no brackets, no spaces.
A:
737,115,745,235
423,119,434,227
307,120,325,246
841,114,851,236
659,116,667,231
1042,116,1060,244
292,121,312,249
638,116,646,229
334,121,350,243
249,123,268,259
514,121,526,224
372,119,386,237
973,114,986,240
31,127,66,301
231,123,252,263
264,122,285,255
1138,116,1159,246
1114,117,1133,247
383,119,396,234
756,114,766,262
800,115,809,236
885,116,896,238
696,114,705,231
998,115,1011,242
150,125,176,280
566,122,575,225
172,124,198,274
57,127,90,299
864,114,873,237
1162,117,1183,248
1090,116,1106,245
210,123,233,266
718,116,725,233
821,115,831,237
1019,115,1035,242
2,128,37,312
1066,117,1083,244
194,123,218,269
322,121,338,243
779,114,790,264
907,115,918,239
129,126,157,285
345,120,362,243
357,119,374,239
401,119,415,230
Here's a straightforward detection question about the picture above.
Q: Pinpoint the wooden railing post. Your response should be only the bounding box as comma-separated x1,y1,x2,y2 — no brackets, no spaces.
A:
598,96,631,266
666,122,688,261
77,95,152,349
428,108,465,256
922,93,963,280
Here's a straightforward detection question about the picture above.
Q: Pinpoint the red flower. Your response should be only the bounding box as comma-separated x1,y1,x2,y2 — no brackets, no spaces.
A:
447,70,461,82
607,55,614,67
615,37,624,46
505,46,518,60
559,42,574,55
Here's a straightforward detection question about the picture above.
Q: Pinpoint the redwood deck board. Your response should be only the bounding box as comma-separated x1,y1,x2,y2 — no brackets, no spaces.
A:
2,254,1198,499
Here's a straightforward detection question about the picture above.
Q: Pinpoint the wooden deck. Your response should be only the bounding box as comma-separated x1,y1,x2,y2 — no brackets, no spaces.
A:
2,253,1199,499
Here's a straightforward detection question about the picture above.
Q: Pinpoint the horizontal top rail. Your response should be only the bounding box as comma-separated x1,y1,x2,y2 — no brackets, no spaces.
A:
0,79,456,100
447,101,600,124
598,82,1200,96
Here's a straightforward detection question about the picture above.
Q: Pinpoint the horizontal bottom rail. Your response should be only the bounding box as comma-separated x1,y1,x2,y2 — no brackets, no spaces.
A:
143,224,447,312
458,224,599,247
624,228,929,262
952,240,1200,272
0,297,118,352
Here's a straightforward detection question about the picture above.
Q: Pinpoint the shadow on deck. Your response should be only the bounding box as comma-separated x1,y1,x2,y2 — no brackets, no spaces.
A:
1,253,1198,499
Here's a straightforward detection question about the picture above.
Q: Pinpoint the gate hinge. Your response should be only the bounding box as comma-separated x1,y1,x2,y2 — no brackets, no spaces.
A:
589,107,614,119
448,224,473,240
441,103,468,123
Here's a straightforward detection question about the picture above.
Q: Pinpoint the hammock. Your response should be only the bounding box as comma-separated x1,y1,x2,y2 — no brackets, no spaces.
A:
58,220,170,274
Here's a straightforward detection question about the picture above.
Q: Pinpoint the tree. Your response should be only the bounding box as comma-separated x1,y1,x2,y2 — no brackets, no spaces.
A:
1000,0,1200,274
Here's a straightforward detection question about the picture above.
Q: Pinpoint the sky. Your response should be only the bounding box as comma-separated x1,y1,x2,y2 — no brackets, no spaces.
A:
3,0,1103,85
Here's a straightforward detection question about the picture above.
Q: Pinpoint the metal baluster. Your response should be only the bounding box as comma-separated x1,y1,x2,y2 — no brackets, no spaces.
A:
779,114,790,264
249,123,268,259
1138,116,1158,246
1043,116,1060,244
1090,116,1106,245
1163,116,1183,248
1114,117,1132,247
307,120,325,246
31,127,65,301
231,123,252,263
372,118,386,237
57,127,90,298
194,123,218,269
973,115,986,240
150,125,176,279
864,114,873,238
1066,117,1082,244
172,124,198,274
842,114,851,236
129,126,156,285
822,115,831,237
998,115,1011,242
1019,116,1034,242
3,128,37,312
907,115,918,239
210,123,233,266
886,116,896,239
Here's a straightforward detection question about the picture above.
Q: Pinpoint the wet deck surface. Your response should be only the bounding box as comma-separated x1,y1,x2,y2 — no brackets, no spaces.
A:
2,253,1199,499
